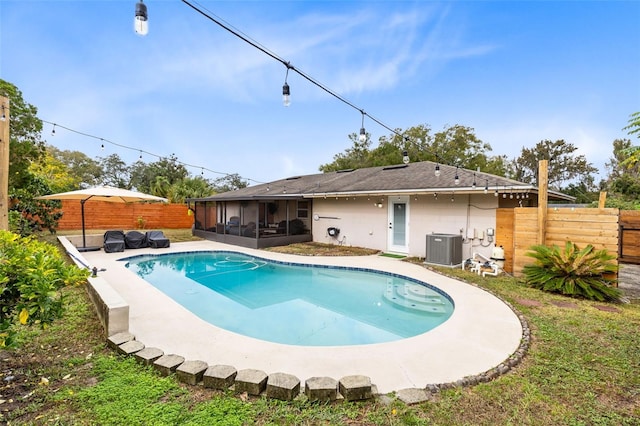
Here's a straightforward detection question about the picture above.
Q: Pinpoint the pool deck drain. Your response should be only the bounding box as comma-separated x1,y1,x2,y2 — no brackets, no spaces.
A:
80,240,524,395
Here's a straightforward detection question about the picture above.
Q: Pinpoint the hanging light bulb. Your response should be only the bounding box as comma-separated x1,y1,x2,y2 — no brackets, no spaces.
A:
134,0,149,36
402,150,410,164
359,111,366,142
282,63,292,106
435,163,441,177
282,82,290,107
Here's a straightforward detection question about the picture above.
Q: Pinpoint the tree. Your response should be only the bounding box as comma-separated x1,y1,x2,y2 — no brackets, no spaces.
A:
511,139,598,192
31,150,79,193
319,132,373,172
620,112,640,169
0,79,62,235
48,146,102,188
129,154,189,194
211,173,248,193
166,177,215,203
601,139,640,208
98,153,131,189
320,124,505,175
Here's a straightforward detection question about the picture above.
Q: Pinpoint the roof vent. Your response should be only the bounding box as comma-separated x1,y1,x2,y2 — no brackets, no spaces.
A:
382,164,408,171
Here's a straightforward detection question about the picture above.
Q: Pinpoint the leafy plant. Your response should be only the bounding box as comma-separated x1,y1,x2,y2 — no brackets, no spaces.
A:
136,215,147,229
0,230,89,347
523,241,621,302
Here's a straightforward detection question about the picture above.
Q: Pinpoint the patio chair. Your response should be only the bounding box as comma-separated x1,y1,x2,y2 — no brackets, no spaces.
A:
146,230,170,248
125,230,147,249
103,230,126,253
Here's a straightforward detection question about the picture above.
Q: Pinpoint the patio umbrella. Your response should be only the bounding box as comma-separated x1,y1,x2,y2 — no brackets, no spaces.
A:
36,185,168,252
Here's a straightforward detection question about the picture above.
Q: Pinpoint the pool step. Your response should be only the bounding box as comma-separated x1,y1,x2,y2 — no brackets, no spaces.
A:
383,283,448,314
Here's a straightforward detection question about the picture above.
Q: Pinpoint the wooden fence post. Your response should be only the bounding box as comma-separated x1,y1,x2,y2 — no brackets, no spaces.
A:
0,96,9,231
599,191,607,209
537,160,548,245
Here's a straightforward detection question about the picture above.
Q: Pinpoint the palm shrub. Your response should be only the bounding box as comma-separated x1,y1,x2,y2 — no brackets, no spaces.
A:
0,230,90,347
523,241,621,302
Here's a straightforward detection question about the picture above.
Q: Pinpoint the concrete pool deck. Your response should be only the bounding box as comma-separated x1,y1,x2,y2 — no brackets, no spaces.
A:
79,240,524,394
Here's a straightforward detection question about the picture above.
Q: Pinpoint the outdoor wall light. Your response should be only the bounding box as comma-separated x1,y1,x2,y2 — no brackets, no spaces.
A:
402,151,410,164
134,0,149,36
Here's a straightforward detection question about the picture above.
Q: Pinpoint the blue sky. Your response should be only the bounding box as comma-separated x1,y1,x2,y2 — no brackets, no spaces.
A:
1,1,639,185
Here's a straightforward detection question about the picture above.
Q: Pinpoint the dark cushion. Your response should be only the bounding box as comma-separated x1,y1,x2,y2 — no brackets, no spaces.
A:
146,230,170,248
103,230,125,253
125,231,147,249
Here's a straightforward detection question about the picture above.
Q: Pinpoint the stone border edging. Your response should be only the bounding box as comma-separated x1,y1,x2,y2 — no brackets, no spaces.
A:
102,268,531,405
418,265,530,395
68,235,530,405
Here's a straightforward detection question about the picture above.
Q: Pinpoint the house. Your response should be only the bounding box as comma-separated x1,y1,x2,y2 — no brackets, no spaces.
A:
187,160,573,261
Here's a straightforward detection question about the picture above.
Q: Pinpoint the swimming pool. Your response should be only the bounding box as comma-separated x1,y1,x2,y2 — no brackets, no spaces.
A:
123,251,454,346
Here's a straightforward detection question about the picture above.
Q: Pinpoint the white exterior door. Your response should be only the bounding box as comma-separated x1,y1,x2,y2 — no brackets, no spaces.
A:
387,196,409,254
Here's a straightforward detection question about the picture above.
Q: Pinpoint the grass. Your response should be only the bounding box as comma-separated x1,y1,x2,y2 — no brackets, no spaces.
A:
1,236,639,425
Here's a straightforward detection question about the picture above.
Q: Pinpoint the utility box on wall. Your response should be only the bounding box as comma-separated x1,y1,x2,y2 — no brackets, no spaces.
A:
426,233,463,266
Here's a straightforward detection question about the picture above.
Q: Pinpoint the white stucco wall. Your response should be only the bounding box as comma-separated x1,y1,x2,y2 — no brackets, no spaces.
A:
311,194,500,259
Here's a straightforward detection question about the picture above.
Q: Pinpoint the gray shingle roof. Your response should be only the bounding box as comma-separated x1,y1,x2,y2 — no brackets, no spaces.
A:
189,161,573,201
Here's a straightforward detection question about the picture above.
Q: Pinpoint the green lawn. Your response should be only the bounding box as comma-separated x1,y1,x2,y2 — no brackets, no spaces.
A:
2,237,639,425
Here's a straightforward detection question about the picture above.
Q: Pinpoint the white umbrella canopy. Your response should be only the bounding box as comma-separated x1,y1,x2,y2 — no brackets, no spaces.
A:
37,186,168,251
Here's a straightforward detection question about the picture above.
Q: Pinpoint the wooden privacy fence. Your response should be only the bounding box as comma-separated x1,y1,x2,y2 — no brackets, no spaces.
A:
619,210,640,264
55,200,193,230
496,207,620,276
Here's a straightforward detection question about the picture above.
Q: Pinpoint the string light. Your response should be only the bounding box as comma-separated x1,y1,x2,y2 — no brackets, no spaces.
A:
282,63,292,107
359,111,366,142
402,151,410,164
41,119,266,185
134,0,149,36
134,0,497,190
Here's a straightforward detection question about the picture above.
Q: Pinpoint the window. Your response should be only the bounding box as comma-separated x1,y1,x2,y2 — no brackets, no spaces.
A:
297,201,309,218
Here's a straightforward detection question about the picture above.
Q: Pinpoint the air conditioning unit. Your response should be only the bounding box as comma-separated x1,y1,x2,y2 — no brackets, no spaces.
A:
426,233,463,266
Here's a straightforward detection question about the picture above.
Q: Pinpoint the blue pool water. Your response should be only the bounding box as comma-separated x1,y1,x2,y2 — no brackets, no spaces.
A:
123,251,454,346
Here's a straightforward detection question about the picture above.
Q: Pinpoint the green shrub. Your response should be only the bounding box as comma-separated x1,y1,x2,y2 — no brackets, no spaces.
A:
523,241,621,302
0,230,90,347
